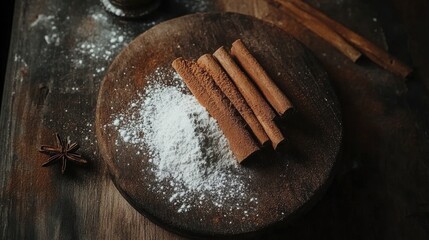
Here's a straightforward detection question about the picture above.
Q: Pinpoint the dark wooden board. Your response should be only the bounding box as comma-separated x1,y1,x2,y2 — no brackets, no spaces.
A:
96,12,342,237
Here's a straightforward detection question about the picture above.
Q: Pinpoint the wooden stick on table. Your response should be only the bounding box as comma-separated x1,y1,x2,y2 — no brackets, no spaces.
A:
266,0,362,62
274,0,412,78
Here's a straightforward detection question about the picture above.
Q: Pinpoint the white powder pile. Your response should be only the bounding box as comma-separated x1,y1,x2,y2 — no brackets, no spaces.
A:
111,69,259,215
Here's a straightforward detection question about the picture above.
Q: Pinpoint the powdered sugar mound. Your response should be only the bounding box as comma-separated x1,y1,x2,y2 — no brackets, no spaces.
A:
110,68,259,215
140,83,236,190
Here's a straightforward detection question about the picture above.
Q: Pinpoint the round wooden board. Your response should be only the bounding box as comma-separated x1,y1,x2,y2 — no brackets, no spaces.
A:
96,12,342,238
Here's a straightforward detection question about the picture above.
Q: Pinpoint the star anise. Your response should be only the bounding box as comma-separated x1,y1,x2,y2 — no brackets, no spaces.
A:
39,133,87,174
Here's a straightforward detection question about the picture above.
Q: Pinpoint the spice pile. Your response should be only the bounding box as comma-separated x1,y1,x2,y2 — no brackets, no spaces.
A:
172,39,294,163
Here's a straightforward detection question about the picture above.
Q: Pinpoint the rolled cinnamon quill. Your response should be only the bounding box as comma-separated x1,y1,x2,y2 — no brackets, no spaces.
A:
231,39,293,117
197,54,270,146
283,0,412,78
267,0,361,62
213,47,285,149
172,57,259,162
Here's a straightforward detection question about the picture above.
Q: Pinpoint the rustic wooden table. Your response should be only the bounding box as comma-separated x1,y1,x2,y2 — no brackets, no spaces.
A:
1,0,429,239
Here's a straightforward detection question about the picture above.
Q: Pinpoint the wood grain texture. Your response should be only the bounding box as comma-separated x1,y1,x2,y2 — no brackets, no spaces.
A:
221,0,429,239
1,0,429,239
278,0,412,78
385,0,429,86
96,12,341,238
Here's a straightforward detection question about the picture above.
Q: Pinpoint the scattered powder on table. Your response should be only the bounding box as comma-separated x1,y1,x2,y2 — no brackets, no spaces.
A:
111,69,259,215
27,1,213,78
100,0,126,17
172,0,212,12
30,14,61,46
72,8,146,75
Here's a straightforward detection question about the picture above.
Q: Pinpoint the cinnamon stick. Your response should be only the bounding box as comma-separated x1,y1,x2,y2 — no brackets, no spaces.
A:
266,0,361,62
197,54,270,146
172,57,259,162
282,0,412,78
213,47,285,149
231,39,293,117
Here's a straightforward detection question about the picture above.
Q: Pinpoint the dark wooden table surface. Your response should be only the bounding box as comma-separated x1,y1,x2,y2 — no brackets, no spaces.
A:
1,0,429,239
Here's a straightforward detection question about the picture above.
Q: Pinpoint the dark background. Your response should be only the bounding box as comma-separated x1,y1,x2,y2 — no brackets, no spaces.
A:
1,0,15,106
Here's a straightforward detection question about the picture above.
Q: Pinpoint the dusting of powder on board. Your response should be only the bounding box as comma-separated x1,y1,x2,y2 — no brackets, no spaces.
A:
110,68,259,216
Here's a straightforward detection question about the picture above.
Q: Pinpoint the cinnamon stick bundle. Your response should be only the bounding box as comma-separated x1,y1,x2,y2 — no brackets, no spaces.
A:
231,39,293,117
172,58,259,162
281,0,412,78
266,0,361,62
197,54,270,146
213,47,285,149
